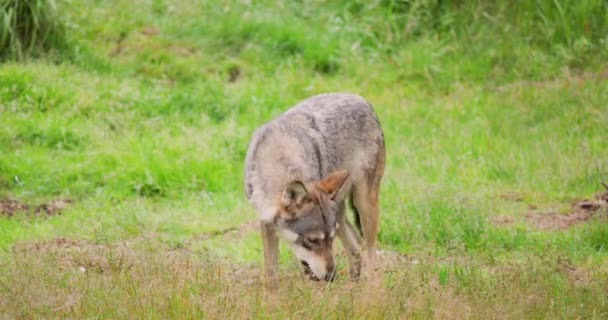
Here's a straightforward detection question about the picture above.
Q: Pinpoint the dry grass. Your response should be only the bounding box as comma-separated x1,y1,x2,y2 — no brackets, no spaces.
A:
2,227,607,319
2,1,608,318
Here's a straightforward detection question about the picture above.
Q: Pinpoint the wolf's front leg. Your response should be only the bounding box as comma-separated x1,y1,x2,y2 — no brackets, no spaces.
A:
336,203,362,279
260,222,279,289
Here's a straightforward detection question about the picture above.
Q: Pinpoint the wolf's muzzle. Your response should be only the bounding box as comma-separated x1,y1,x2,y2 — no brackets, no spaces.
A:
301,260,337,282
301,260,318,280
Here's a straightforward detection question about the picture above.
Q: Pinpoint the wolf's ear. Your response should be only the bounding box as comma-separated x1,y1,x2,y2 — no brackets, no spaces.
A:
281,181,308,209
317,170,349,200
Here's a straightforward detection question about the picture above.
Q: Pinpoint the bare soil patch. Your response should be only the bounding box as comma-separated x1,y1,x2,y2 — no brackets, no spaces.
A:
557,257,589,286
377,249,411,270
493,184,608,230
0,198,71,217
490,215,516,226
108,29,195,59
227,65,241,83
185,219,412,281
186,219,259,245
526,209,595,231
187,219,410,268
10,234,185,275
526,188,608,230
499,192,525,202
140,26,159,36
223,219,259,240
0,199,28,216
12,238,129,274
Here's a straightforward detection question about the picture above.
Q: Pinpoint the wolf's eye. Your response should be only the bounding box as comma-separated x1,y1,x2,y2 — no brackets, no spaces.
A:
307,237,321,245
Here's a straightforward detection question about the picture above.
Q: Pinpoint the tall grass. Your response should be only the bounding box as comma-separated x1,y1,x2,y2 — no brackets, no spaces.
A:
381,0,608,45
0,0,65,60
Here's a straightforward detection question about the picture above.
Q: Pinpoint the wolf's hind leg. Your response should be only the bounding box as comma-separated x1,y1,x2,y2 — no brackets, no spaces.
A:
352,184,379,272
352,150,385,275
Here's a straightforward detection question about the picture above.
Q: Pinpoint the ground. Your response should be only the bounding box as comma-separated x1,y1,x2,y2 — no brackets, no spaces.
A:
1,0,608,319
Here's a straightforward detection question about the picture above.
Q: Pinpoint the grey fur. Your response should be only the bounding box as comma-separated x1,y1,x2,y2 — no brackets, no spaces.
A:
244,92,385,285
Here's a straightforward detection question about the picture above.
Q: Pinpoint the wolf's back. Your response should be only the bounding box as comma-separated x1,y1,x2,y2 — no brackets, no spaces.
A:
244,93,384,220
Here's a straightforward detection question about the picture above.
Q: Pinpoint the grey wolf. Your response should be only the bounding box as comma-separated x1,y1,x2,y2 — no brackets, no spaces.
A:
244,93,385,284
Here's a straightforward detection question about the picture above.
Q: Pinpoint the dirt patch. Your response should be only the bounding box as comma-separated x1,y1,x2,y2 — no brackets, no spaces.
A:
557,257,589,286
494,184,608,230
0,198,71,217
227,65,241,83
0,199,28,216
12,238,102,256
224,219,259,240
490,215,516,226
12,238,114,273
140,26,159,36
186,219,412,280
108,30,195,59
8,227,414,291
377,249,411,271
10,235,175,274
499,192,524,202
526,210,595,230
6,219,256,282
188,219,259,243
526,187,608,230
35,198,72,215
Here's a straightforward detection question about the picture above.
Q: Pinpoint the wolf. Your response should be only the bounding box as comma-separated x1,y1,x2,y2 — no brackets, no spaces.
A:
244,93,385,284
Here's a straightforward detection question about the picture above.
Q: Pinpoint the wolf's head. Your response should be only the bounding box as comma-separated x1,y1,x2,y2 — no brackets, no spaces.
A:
272,170,349,281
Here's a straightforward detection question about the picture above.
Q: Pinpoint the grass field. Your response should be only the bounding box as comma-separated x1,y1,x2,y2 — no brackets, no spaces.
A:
1,0,608,318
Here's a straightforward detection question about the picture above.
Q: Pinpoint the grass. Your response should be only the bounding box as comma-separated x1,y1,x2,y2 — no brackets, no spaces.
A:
0,0,66,61
1,0,608,318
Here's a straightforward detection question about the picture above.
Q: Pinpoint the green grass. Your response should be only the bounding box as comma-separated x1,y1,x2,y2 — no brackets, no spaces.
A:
0,0,67,61
1,0,608,318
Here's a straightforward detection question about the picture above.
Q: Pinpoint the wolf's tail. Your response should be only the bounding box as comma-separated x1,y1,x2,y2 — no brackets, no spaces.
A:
349,193,363,236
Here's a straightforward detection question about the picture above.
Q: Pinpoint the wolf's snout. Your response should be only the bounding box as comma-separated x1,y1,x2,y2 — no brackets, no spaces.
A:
301,259,337,282
301,260,313,275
